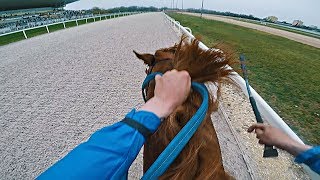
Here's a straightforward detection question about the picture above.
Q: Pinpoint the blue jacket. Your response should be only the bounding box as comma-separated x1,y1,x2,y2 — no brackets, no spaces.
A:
38,109,320,179
38,109,160,179
295,146,320,174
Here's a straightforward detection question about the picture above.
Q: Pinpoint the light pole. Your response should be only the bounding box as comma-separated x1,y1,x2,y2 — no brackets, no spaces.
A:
201,0,204,18
182,0,184,10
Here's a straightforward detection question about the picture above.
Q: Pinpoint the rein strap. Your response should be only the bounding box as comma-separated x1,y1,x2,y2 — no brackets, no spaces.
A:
141,72,209,179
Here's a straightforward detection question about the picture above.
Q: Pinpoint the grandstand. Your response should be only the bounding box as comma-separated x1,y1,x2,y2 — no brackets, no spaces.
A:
0,0,79,11
0,9,92,34
0,0,88,34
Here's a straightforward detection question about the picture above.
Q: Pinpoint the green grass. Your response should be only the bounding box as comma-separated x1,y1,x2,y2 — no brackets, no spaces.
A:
65,21,77,28
48,23,64,32
0,31,25,46
87,18,95,23
77,19,86,25
168,13,320,145
25,27,47,38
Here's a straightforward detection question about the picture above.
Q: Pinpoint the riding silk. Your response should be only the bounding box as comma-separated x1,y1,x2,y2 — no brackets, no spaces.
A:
38,109,161,180
295,146,320,174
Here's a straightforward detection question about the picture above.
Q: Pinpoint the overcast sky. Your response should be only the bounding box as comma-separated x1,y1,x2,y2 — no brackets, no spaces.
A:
66,0,319,27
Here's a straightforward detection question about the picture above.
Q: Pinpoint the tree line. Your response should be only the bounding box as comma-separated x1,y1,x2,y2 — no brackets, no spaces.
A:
87,6,319,33
89,6,160,14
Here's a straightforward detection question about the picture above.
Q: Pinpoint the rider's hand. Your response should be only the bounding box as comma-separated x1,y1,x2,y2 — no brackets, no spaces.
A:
247,123,312,156
139,69,191,118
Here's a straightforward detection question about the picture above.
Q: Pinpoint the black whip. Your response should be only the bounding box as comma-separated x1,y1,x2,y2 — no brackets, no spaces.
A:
240,54,278,158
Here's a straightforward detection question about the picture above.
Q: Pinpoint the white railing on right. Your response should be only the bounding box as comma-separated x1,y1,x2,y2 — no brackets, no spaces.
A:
162,12,319,180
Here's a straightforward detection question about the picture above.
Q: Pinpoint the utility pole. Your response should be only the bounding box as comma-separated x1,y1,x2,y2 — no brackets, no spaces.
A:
173,0,175,9
182,0,184,10
200,0,204,18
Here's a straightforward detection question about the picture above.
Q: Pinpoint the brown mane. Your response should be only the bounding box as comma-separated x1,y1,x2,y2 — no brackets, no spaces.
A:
134,37,234,179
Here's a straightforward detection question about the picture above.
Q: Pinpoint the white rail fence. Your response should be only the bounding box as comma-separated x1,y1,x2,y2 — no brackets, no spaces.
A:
163,12,319,179
0,11,142,39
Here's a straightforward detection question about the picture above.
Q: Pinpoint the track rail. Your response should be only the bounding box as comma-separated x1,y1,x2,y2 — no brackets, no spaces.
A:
0,12,142,38
163,12,319,179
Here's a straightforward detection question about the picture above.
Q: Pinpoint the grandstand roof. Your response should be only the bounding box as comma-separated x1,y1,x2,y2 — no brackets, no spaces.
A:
0,0,79,11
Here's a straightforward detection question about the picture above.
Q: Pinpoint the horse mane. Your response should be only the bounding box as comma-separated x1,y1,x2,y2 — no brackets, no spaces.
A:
139,37,235,179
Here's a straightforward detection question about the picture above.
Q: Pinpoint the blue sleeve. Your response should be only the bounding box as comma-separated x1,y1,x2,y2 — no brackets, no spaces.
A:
37,109,161,180
295,146,320,174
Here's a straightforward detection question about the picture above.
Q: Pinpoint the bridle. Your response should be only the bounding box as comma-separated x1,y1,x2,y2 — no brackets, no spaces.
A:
145,58,173,75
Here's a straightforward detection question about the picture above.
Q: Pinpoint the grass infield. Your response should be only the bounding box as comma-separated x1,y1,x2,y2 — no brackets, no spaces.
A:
0,31,25,46
49,23,64,32
25,27,47,38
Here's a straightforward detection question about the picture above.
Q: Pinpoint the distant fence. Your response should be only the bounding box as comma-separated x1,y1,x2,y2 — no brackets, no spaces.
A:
0,11,142,39
163,12,319,179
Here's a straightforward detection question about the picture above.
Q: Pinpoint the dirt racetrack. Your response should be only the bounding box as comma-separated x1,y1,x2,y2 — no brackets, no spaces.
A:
0,12,310,179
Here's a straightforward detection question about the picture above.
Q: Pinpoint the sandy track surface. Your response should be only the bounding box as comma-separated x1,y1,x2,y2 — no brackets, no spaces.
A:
0,12,309,179
182,12,320,48
0,12,179,179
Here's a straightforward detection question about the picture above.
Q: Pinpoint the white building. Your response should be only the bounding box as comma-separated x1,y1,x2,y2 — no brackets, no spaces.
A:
292,20,303,27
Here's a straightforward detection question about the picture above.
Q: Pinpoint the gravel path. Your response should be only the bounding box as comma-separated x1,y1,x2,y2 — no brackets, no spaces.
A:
183,12,320,48
0,12,178,179
0,12,309,179
219,83,309,180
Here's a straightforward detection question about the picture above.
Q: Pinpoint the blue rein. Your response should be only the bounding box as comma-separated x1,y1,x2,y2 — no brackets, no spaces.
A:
141,72,209,179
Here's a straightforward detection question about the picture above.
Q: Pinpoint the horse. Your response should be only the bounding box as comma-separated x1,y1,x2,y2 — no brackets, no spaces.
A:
134,37,234,179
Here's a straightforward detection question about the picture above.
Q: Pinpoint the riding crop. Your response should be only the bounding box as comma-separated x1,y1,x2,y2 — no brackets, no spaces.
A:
239,54,278,158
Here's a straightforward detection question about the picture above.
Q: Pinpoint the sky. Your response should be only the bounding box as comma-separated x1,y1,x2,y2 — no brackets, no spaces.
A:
66,0,320,27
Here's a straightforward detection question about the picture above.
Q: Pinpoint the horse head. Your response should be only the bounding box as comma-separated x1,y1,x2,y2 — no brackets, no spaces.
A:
133,37,234,179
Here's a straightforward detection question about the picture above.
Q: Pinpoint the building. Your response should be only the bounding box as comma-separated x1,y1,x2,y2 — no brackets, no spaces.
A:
0,0,79,11
266,16,278,23
292,20,303,27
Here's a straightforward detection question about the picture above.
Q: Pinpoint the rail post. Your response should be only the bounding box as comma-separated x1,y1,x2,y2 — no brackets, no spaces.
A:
22,30,28,39
76,20,78,26
45,25,50,33
63,22,66,29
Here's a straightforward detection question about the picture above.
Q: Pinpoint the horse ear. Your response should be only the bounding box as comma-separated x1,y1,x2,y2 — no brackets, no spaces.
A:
133,50,155,66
